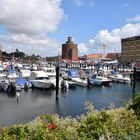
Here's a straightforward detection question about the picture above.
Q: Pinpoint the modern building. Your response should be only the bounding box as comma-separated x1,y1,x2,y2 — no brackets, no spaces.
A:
121,36,140,63
62,37,78,61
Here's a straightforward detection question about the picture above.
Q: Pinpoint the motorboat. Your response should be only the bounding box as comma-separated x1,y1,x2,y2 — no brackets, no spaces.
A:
108,74,131,84
66,69,87,86
43,65,69,89
62,77,77,88
90,74,112,86
15,63,23,70
19,69,31,78
7,70,19,79
43,65,56,78
29,71,54,89
71,77,87,86
16,78,32,89
60,79,69,90
0,79,21,92
31,64,38,70
0,70,21,92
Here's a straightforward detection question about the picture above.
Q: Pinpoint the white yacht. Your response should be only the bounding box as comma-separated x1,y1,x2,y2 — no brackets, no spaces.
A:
43,65,56,78
29,71,54,89
43,65,69,89
108,74,131,84
20,69,31,78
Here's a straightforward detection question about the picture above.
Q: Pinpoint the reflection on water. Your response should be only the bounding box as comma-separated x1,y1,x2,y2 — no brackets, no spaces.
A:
0,82,139,127
135,81,140,93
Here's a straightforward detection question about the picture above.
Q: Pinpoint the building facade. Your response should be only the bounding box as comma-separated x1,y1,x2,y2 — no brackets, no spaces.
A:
121,36,140,63
62,37,78,61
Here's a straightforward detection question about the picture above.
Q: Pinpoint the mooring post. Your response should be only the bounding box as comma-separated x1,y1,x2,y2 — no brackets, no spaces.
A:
56,54,60,99
97,64,99,74
87,77,91,88
130,74,133,85
133,67,136,94
56,65,59,98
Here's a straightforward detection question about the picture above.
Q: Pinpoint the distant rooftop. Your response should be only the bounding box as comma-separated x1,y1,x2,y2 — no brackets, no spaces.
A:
84,54,103,59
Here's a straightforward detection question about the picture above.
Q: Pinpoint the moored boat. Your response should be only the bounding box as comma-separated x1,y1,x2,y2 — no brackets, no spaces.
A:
16,78,32,89
108,74,131,84
90,74,112,86
29,71,54,89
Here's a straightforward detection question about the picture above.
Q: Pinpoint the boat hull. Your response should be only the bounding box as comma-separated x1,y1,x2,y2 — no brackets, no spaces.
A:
31,80,53,89
101,81,112,86
109,75,131,84
71,77,87,87
90,76,112,86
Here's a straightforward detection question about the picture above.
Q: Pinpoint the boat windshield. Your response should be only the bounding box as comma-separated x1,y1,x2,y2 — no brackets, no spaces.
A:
46,70,55,73
35,77,50,80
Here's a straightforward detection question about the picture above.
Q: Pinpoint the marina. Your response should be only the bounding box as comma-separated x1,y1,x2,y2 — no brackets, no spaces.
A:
0,53,139,128
0,59,139,127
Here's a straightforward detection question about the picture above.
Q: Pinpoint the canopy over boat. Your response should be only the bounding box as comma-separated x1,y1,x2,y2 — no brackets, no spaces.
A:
67,69,79,77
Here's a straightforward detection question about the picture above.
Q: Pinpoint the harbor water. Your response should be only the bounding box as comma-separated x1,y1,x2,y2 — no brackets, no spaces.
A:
0,82,139,127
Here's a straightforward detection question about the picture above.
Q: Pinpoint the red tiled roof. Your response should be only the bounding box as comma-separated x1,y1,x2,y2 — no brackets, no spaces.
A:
106,53,116,59
86,54,103,59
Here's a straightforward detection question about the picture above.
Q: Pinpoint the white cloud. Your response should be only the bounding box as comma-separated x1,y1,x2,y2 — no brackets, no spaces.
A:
88,23,140,54
1,33,61,57
89,39,95,44
0,0,65,57
74,0,94,6
0,0,64,34
78,43,89,55
121,23,140,37
127,15,140,22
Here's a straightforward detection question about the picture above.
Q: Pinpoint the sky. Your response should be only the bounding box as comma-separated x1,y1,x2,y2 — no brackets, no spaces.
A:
0,0,140,57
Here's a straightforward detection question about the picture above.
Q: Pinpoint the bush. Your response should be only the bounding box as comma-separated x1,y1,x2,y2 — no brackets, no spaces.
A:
129,93,140,116
0,103,140,140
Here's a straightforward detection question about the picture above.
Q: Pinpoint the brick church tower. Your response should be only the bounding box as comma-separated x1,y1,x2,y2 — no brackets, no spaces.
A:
62,37,78,61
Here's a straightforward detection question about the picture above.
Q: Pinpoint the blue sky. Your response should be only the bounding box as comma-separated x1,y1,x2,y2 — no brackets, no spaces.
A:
0,0,140,56
50,0,139,42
